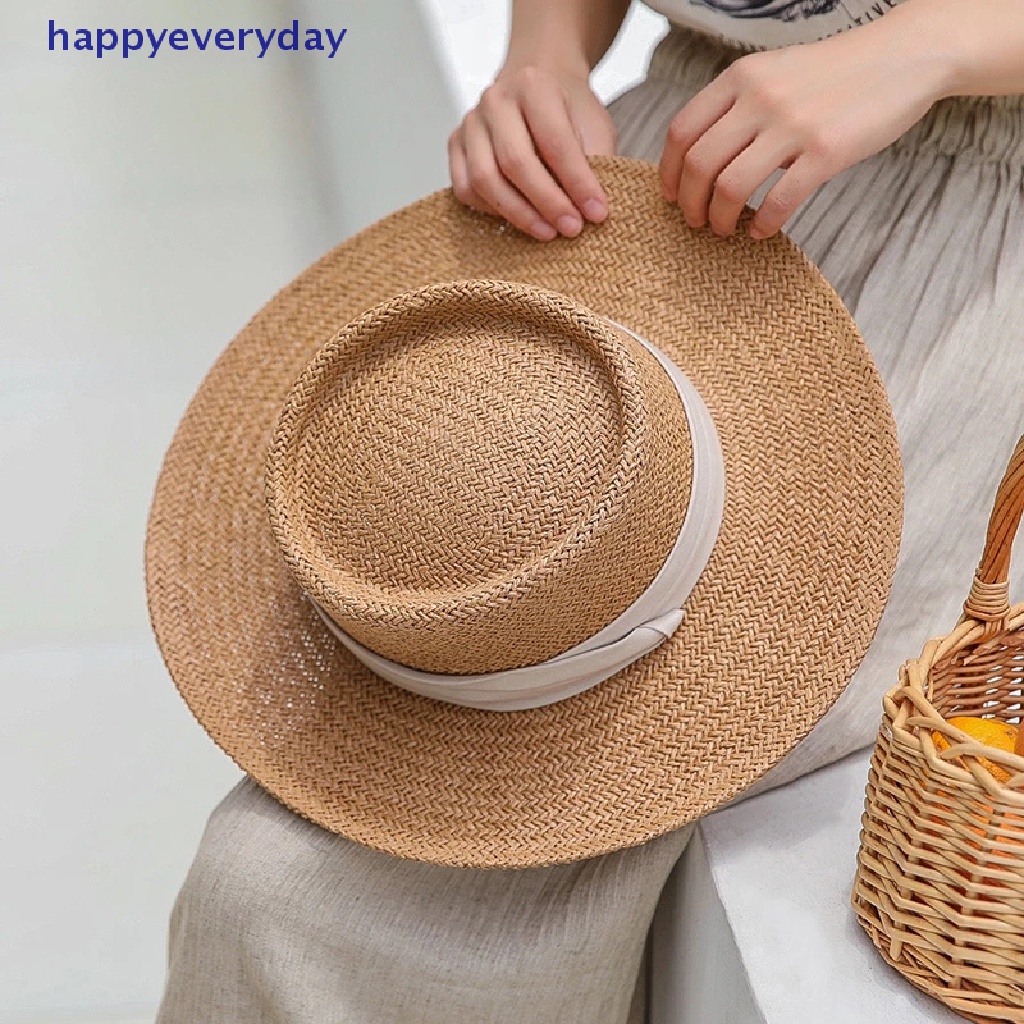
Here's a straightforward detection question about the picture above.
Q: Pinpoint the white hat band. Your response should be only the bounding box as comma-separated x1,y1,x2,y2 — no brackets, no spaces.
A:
309,322,725,711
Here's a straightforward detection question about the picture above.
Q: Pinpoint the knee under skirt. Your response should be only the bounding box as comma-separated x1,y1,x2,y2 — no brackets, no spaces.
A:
155,23,1024,1024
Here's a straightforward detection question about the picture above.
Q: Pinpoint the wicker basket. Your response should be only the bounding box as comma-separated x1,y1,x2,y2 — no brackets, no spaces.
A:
853,434,1024,1023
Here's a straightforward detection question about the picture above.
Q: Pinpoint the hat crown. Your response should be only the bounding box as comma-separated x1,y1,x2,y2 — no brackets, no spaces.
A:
265,279,694,674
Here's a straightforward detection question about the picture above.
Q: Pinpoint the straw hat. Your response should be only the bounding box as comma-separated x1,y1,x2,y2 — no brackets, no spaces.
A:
146,157,902,868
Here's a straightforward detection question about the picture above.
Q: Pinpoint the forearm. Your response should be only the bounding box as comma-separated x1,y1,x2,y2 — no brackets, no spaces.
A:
503,0,632,78
861,0,1024,98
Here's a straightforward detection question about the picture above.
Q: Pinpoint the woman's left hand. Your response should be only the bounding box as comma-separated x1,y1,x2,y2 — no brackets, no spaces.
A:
659,26,954,239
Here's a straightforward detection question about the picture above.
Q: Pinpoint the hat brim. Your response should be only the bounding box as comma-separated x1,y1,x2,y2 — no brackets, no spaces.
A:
145,157,902,868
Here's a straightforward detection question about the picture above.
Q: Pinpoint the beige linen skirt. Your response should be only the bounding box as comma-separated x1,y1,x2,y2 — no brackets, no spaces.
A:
156,23,1024,1024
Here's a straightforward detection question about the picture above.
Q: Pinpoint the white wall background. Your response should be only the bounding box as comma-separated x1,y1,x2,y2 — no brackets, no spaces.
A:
0,2,665,1022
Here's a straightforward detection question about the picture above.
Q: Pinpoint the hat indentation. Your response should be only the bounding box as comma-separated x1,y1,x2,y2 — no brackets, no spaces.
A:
266,280,694,675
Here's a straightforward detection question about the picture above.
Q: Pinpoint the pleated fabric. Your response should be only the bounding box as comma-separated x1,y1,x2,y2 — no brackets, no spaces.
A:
155,777,692,1023
155,22,1024,1024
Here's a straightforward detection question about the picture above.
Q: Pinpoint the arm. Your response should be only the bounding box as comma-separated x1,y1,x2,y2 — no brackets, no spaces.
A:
890,0,1024,96
504,0,633,78
659,0,1024,241
449,0,631,241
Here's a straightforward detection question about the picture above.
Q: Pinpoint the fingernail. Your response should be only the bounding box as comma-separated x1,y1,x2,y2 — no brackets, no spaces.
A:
749,226,768,240
532,220,557,241
583,198,607,222
556,214,583,237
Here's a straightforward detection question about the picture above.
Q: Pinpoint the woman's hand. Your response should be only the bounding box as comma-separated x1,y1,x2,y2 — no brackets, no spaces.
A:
660,26,954,239
448,64,616,242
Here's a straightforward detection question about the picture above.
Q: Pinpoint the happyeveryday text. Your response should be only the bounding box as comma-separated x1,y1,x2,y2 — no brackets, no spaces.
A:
48,19,349,59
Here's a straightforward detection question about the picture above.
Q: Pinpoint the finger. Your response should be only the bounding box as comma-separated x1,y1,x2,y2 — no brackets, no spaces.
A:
479,93,585,236
707,133,797,237
448,129,499,217
749,152,829,239
660,79,736,202
521,87,609,223
675,111,757,230
462,112,558,241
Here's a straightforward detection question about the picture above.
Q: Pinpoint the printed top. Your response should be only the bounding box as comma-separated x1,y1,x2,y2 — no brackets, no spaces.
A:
642,0,906,49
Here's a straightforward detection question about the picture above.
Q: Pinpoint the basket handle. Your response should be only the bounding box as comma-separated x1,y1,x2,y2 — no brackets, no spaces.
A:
962,434,1024,627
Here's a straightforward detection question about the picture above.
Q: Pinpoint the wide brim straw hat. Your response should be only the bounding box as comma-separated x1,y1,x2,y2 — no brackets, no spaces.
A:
146,157,903,868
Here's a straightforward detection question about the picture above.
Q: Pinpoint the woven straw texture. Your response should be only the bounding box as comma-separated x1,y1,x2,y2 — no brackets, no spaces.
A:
854,435,1024,1022
146,157,902,868
265,280,693,674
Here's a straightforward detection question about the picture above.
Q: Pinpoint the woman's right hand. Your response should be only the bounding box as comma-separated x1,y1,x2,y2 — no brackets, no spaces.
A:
448,64,617,242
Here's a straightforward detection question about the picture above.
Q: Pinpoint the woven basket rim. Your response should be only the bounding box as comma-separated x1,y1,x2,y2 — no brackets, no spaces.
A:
884,600,1024,797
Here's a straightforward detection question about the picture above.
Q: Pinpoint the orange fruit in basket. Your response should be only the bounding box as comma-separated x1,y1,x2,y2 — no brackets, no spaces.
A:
923,719,1024,900
931,717,1018,783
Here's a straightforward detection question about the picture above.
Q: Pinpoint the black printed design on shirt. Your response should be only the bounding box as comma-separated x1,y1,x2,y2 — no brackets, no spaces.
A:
688,0,842,20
